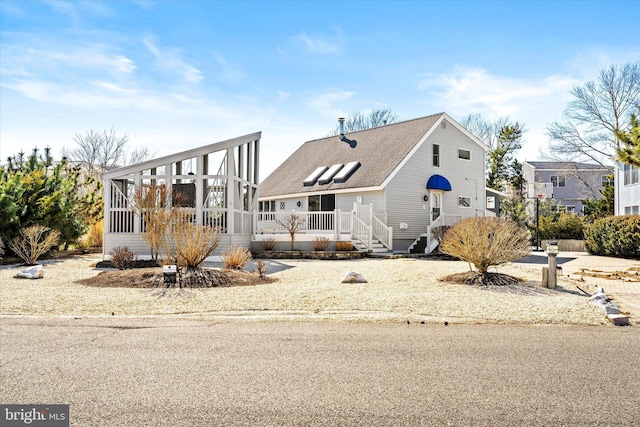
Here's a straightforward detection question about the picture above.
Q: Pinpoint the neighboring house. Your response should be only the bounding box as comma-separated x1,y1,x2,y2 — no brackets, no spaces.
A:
102,132,261,260
614,161,640,215
522,161,614,215
485,187,506,216
257,113,490,254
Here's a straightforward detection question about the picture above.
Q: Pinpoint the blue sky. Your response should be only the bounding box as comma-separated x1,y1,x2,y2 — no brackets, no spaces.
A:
1,0,639,179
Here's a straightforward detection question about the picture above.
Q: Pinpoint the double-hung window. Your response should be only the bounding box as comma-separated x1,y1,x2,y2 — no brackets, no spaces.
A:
624,164,639,185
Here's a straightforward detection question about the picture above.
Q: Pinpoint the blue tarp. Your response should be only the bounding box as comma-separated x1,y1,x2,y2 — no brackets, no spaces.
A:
426,174,452,191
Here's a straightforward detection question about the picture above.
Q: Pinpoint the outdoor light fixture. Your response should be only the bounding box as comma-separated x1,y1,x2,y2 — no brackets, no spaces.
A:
546,241,559,254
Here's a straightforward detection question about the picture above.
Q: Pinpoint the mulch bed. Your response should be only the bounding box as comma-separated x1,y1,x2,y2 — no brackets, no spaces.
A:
78,267,275,290
439,271,522,286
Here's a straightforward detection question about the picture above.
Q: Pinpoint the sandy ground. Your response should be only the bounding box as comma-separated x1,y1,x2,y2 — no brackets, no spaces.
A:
0,254,606,324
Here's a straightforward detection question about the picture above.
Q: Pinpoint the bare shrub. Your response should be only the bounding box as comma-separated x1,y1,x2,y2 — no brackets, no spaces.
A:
261,237,276,250
335,241,354,251
9,225,61,265
313,236,330,251
0,236,4,260
277,213,306,251
109,246,136,270
222,246,252,270
131,184,171,261
431,225,451,243
440,217,530,274
255,259,268,278
81,220,103,248
162,210,221,268
131,184,220,268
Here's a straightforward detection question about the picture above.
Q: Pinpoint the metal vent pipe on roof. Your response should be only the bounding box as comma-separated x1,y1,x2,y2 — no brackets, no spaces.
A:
338,117,345,136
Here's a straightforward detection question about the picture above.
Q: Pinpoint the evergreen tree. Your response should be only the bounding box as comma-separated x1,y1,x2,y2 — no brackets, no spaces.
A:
1,148,101,249
615,106,640,167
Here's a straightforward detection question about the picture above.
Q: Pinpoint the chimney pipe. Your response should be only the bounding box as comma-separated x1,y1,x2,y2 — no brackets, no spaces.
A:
338,117,345,136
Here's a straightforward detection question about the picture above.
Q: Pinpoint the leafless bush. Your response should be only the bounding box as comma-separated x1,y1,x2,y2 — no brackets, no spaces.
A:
335,241,354,251
440,217,530,274
255,260,268,278
131,184,220,268
109,246,136,270
222,246,252,270
131,184,171,261
261,237,276,250
276,213,306,251
81,220,103,248
431,225,451,243
9,225,61,265
161,210,221,268
313,236,330,251
0,236,4,260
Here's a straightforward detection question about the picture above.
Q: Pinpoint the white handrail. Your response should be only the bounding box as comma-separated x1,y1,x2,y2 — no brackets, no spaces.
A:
352,214,372,250
373,215,393,250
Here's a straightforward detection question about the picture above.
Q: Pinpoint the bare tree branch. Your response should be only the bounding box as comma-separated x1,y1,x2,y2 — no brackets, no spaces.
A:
547,62,640,163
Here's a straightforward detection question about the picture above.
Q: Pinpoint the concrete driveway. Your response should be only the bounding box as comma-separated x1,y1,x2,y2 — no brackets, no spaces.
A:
2,317,639,426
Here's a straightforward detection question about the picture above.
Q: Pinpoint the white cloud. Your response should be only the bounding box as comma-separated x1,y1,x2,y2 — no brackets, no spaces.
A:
143,37,203,84
276,91,290,103
211,51,246,84
418,66,579,119
294,31,343,55
418,66,585,161
308,89,355,117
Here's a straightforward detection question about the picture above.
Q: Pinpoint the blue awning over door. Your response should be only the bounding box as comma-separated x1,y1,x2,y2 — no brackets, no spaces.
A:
426,174,452,191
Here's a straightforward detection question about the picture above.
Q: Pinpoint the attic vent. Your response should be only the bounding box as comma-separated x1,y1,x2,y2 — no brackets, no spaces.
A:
333,161,361,183
441,121,447,129
303,166,328,186
317,164,344,185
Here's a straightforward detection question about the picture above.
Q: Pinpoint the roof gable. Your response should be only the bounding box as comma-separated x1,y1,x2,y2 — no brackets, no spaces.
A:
260,113,485,198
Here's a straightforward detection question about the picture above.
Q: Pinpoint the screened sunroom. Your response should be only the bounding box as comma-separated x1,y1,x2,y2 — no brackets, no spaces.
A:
102,132,261,260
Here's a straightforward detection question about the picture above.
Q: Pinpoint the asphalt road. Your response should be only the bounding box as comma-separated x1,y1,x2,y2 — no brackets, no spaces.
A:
1,317,639,426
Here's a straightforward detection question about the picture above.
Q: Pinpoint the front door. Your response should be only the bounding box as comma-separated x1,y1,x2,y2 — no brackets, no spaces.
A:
430,191,442,222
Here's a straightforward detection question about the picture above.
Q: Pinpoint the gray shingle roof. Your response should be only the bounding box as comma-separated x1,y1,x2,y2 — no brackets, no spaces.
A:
259,113,444,198
525,161,612,170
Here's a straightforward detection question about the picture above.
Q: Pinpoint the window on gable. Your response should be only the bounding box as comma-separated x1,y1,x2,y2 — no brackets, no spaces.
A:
551,175,566,187
601,175,613,186
458,149,471,160
624,164,639,185
433,144,440,167
458,196,471,208
486,196,496,209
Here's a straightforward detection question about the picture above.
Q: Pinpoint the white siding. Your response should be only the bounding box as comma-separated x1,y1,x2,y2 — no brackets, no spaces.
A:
104,233,251,260
387,119,486,242
615,161,640,215
336,191,385,213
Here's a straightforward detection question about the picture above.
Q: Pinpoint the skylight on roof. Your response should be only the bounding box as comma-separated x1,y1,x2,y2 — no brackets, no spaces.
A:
333,161,361,183
303,166,328,186
317,164,344,185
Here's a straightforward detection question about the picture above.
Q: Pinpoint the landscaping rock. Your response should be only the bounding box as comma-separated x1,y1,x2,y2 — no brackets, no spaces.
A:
15,265,44,279
341,271,367,283
588,287,627,325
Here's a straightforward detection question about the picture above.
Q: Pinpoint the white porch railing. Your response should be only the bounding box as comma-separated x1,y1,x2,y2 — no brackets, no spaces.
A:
352,214,372,250
255,206,393,251
373,215,393,250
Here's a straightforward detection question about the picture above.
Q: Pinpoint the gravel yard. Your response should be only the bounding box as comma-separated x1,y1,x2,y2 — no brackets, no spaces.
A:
0,254,606,324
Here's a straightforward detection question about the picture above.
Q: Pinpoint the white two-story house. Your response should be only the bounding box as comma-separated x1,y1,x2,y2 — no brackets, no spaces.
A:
256,113,490,254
